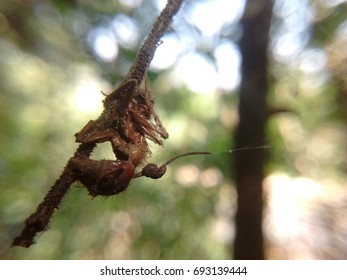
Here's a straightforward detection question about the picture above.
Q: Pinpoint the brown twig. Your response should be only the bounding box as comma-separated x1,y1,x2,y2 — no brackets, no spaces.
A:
125,0,184,84
12,0,184,248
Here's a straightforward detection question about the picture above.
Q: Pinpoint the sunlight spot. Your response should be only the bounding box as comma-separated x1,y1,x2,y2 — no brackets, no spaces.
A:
188,0,245,36
214,41,241,91
273,33,307,61
299,48,327,73
273,0,312,61
292,177,321,200
88,28,118,62
200,167,222,188
73,85,103,113
112,14,139,49
75,84,102,113
175,164,200,187
119,0,143,8
265,174,309,239
172,52,218,94
151,34,182,70
69,69,107,114
212,217,234,243
155,0,167,10
264,173,327,259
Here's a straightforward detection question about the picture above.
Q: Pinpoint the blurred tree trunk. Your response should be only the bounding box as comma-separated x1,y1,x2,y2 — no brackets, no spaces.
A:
233,0,274,260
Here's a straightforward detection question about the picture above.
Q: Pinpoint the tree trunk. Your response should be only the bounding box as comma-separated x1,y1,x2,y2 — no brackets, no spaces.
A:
233,0,274,260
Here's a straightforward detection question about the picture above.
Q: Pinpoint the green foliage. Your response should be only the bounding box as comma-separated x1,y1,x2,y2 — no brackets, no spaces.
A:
311,3,347,45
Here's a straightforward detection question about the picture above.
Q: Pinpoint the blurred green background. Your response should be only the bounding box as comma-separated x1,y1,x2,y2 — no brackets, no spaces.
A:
1,0,347,259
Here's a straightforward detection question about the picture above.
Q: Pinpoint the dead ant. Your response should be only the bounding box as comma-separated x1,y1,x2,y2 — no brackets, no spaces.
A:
71,77,212,197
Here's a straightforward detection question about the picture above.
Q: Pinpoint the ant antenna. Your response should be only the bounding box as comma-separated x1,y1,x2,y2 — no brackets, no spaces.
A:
162,151,211,166
135,151,210,179
137,146,269,180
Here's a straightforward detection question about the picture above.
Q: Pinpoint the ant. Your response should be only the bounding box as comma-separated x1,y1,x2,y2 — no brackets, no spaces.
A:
70,77,212,197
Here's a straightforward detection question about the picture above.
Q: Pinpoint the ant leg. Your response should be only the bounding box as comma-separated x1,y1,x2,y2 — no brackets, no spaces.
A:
75,120,115,144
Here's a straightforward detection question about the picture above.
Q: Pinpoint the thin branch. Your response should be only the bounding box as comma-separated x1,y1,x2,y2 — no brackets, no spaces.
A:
125,0,184,84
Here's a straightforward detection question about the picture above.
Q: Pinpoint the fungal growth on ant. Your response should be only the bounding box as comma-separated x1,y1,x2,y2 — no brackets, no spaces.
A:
69,74,171,197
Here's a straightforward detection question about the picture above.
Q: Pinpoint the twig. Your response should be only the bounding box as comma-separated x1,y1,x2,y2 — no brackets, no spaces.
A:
125,0,184,84
12,0,184,248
